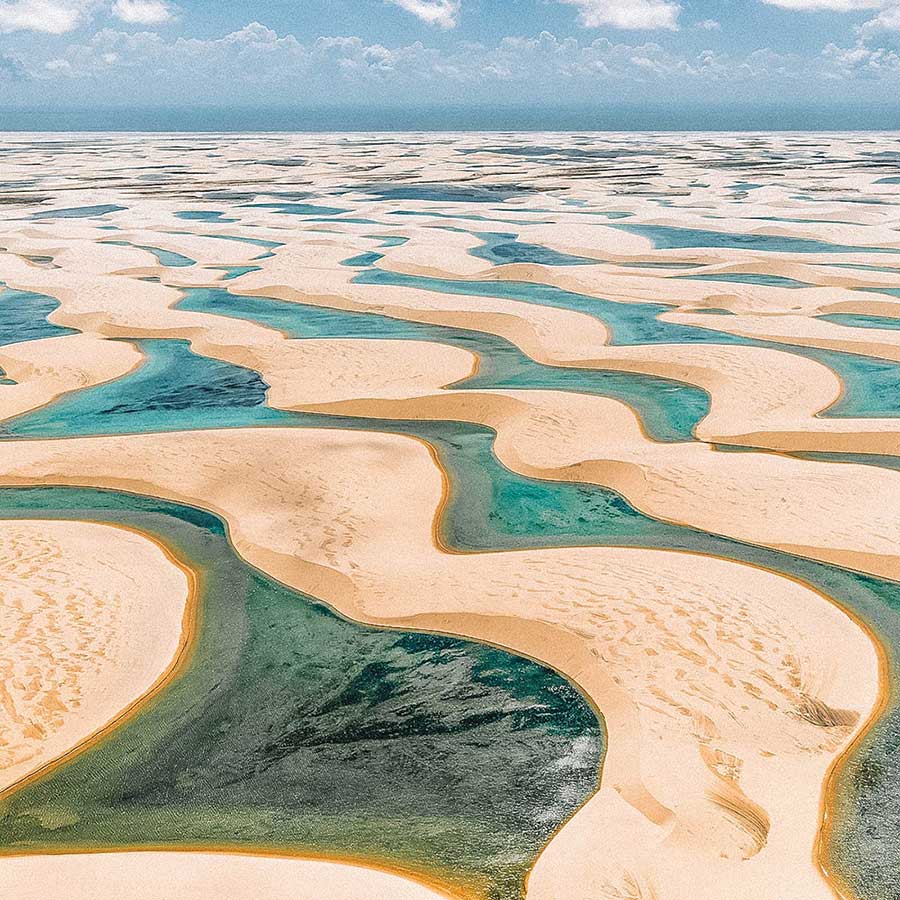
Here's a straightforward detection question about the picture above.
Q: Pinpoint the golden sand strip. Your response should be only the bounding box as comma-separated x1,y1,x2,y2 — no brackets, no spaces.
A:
0,426,880,900
0,520,191,795
0,852,456,900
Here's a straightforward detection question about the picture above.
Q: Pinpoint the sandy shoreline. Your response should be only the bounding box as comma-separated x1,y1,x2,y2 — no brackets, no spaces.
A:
0,851,458,900
0,520,191,797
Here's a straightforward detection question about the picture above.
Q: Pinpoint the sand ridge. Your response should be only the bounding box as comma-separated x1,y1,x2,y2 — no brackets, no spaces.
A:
0,425,882,899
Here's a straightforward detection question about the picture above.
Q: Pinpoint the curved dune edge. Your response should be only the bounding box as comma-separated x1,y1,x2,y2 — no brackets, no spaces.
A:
0,156,898,900
0,852,458,900
287,389,900,580
0,334,144,425
225,241,900,456
5,237,900,458
0,251,479,412
0,426,881,900
0,520,192,798
815,603,891,900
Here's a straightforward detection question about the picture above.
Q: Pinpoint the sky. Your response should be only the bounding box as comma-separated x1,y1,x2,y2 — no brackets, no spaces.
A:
1,0,900,129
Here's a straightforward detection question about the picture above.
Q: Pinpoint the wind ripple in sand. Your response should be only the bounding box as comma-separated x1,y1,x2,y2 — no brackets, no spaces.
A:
0,427,880,900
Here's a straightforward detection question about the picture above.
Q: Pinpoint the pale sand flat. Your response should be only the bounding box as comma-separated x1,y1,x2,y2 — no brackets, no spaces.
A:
0,427,878,900
484,261,898,314
382,227,491,279
231,241,900,456
7,217,900,460
5,232,900,556
665,309,900,362
0,334,142,423
5,231,900,572
0,520,189,794
2,131,899,897
0,252,476,411
0,853,454,900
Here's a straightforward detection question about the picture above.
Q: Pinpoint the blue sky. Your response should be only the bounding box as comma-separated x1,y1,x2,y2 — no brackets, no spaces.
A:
1,0,900,125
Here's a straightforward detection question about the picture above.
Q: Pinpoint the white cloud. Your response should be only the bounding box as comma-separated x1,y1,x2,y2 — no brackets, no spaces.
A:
760,0,900,43
384,0,459,28
558,0,680,30
822,38,900,74
696,18,721,29
40,21,900,89
0,0,97,33
111,0,174,25
858,1,900,35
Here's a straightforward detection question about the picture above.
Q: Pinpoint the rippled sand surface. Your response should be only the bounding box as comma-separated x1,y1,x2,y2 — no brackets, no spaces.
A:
0,132,899,900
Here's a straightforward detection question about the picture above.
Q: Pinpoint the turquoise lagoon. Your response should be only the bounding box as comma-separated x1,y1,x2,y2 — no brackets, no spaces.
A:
0,317,899,899
353,267,900,419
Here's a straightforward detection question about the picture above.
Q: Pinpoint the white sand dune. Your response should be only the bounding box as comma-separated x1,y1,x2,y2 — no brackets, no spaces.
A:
0,853,455,900
2,131,899,900
0,520,190,795
0,426,881,900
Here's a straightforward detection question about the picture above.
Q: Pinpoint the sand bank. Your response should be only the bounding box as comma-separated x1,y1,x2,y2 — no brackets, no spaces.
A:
0,852,455,900
0,334,142,424
0,520,190,795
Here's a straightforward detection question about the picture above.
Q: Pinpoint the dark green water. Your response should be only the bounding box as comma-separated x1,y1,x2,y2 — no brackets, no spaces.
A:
5,235,900,896
0,486,601,900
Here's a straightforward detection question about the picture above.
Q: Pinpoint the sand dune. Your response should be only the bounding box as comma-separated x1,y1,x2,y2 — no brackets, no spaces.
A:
2,130,900,900
0,334,142,423
7,232,900,461
0,426,878,900
0,853,455,900
0,520,190,795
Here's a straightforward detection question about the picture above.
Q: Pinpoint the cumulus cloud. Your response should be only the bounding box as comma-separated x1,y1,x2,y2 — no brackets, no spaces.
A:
0,0,98,34
384,0,459,28
111,0,174,24
558,0,681,30
822,38,900,75
858,1,900,35
39,20,900,90
760,0,900,46
696,18,721,29
39,22,776,85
